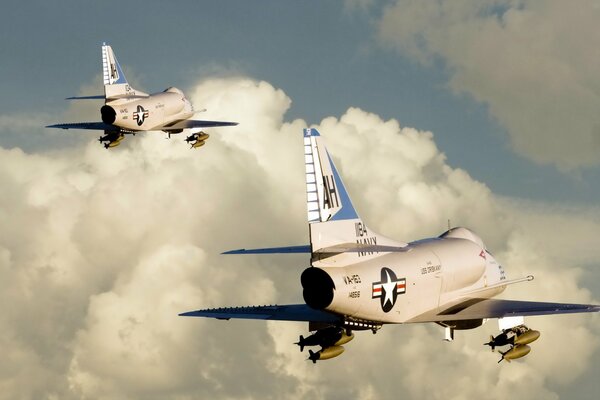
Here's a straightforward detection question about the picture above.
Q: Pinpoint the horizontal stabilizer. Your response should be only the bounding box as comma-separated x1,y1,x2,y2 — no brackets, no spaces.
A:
314,242,410,255
179,304,341,323
105,93,150,100
66,95,105,100
223,245,311,255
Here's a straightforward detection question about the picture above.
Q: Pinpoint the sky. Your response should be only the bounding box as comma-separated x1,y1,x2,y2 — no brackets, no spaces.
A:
0,1,599,399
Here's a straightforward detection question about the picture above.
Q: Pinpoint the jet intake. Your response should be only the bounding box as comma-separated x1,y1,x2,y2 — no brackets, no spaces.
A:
101,105,116,124
301,267,335,310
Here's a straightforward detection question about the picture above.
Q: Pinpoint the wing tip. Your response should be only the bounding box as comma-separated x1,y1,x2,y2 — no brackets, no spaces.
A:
222,249,245,255
45,124,67,129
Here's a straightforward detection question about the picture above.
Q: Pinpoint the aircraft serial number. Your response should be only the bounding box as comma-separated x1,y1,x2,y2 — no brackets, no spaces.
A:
348,291,360,298
421,265,441,275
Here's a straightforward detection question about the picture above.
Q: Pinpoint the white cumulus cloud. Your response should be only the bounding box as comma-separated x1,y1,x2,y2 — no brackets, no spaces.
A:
377,0,600,170
0,76,598,400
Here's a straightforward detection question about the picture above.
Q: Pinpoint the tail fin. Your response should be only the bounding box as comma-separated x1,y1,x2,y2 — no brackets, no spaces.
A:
303,128,406,267
102,43,147,101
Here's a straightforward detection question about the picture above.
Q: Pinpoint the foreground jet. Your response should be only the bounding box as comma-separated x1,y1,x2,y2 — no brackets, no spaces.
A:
181,128,600,363
47,43,237,148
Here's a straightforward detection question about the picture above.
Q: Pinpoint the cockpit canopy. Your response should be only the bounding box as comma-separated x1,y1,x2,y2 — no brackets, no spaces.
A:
439,227,486,249
164,86,184,95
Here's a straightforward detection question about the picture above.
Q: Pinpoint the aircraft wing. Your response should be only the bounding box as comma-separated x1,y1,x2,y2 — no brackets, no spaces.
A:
180,304,342,323
160,119,238,131
46,122,118,131
47,120,237,131
413,299,600,323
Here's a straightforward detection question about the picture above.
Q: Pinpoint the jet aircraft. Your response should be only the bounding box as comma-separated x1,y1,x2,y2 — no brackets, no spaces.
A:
47,43,237,149
181,128,600,363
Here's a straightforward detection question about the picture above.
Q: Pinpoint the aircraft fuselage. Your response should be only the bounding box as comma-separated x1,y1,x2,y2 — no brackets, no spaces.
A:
304,228,506,324
101,88,194,132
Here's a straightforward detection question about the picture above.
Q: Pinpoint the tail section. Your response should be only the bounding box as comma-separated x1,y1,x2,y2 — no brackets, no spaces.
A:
102,43,147,101
304,128,358,223
303,128,406,267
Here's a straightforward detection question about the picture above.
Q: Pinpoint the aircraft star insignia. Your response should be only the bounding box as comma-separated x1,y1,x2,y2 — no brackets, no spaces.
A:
133,105,149,126
133,106,149,126
372,267,406,313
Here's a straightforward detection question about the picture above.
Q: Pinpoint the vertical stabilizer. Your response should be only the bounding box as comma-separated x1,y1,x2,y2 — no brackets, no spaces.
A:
304,128,359,223
101,43,147,101
303,128,405,267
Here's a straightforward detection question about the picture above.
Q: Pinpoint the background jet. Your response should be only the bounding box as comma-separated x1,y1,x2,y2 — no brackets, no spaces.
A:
180,128,600,363
47,43,237,148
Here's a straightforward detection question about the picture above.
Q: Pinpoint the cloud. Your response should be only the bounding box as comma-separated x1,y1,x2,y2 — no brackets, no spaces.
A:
0,76,598,400
377,0,600,170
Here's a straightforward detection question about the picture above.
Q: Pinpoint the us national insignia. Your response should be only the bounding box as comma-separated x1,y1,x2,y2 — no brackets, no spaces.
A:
372,267,406,312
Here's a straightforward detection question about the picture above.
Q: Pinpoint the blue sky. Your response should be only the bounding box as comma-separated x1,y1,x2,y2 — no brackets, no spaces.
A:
2,0,599,204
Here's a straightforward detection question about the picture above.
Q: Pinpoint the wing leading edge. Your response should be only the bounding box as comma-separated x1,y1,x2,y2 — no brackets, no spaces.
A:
179,304,342,323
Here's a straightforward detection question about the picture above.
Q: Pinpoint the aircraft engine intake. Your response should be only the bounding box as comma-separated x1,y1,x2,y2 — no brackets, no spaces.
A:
100,105,116,124
301,267,335,310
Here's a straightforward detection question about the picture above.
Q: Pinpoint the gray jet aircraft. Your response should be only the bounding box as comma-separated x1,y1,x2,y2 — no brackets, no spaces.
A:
47,43,237,148
181,128,600,363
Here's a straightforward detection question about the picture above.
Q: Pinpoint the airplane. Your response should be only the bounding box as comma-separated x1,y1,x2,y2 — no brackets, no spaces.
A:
180,128,600,364
46,43,237,149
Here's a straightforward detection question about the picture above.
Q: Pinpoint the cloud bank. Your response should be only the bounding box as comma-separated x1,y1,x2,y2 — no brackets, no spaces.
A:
377,0,600,170
0,77,598,400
